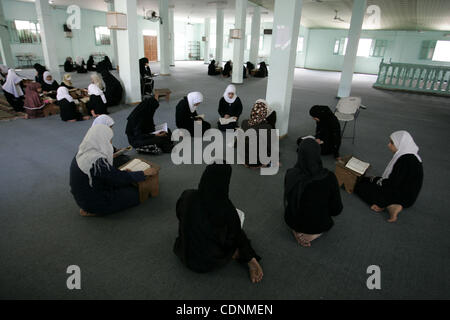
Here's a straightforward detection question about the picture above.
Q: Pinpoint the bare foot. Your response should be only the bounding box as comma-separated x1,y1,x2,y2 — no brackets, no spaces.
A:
371,204,385,213
248,258,263,283
298,233,322,247
291,230,303,245
387,204,403,223
79,209,96,217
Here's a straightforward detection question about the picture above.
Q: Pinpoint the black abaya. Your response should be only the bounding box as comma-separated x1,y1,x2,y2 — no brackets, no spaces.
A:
97,61,123,106
57,98,83,121
174,164,260,273
309,105,341,158
218,97,243,131
284,139,343,235
175,97,211,135
355,154,423,209
126,97,173,153
87,94,108,115
222,62,232,77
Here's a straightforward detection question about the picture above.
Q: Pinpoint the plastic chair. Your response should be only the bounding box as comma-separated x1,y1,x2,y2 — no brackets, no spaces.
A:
334,96,367,144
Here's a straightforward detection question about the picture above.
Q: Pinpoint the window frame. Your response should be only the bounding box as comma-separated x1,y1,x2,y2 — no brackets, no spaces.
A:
94,26,111,46
8,20,41,44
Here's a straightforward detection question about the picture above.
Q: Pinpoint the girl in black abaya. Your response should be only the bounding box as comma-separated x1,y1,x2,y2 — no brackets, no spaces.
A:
308,105,342,158
97,61,123,106
284,138,343,247
174,163,263,283
139,57,154,96
126,97,173,155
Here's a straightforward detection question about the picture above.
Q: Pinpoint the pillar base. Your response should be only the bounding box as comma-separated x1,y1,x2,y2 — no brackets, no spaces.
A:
159,73,171,76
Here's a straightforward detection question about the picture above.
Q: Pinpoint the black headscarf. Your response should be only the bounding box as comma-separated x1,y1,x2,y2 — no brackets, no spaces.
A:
126,97,159,136
198,163,235,227
259,62,268,76
246,61,255,72
309,105,335,123
34,63,46,83
284,138,329,214
139,57,151,78
103,56,113,70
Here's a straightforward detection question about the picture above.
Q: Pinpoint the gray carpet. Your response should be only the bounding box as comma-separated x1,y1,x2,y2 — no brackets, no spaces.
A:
0,61,449,300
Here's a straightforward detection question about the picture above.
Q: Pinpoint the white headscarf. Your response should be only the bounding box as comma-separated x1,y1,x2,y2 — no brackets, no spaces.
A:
43,71,54,85
56,86,74,102
92,114,115,128
88,83,107,104
76,56,83,66
76,124,114,187
91,73,104,90
223,84,237,104
2,69,23,97
187,92,203,113
381,131,422,179
256,98,274,116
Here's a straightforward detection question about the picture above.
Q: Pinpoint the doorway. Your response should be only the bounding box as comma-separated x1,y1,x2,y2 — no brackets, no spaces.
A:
144,36,158,62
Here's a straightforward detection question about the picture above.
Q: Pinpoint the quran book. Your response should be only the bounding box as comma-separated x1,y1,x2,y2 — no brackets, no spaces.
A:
121,159,150,172
152,123,168,135
345,157,370,175
219,117,237,125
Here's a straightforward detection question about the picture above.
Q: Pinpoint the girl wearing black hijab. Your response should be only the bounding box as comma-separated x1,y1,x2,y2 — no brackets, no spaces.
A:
307,105,341,158
246,61,255,74
174,163,263,283
87,55,96,71
208,60,220,75
33,63,47,84
254,61,268,78
139,57,154,96
126,97,173,155
103,56,113,70
284,138,343,247
97,61,123,106
222,60,232,77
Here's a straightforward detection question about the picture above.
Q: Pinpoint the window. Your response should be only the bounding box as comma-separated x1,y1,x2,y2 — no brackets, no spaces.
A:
297,37,304,53
419,40,436,60
333,37,347,55
8,20,41,44
94,26,111,46
371,39,387,57
357,39,373,57
432,40,450,62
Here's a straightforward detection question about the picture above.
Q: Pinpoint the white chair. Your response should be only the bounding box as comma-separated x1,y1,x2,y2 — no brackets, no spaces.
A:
334,96,367,144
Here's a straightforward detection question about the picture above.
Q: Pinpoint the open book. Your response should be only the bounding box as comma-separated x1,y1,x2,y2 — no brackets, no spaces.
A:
345,157,370,175
152,123,168,135
195,114,205,120
219,117,237,125
121,159,151,172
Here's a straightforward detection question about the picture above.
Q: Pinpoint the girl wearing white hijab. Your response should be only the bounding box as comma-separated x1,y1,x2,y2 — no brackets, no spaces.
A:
87,73,107,117
70,124,158,216
355,131,423,223
92,114,115,128
2,69,25,112
57,86,89,122
41,71,59,92
176,91,211,135
218,85,243,131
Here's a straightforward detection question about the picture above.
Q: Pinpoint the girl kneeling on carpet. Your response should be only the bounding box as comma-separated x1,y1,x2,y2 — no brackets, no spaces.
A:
70,124,158,216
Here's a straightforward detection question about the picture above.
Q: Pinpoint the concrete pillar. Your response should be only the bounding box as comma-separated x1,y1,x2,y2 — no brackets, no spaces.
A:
265,0,303,136
35,0,61,81
232,0,248,84
0,2,14,67
215,8,224,67
249,6,261,65
204,18,211,64
169,6,175,66
114,0,141,103
337,0,368,98
107,1,119,68
158,0,170,75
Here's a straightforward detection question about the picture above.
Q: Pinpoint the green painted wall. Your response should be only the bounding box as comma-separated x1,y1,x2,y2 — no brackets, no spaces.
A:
304,29,450,74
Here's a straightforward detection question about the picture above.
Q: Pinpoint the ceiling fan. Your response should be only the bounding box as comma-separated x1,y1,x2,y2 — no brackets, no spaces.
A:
333,10,345,22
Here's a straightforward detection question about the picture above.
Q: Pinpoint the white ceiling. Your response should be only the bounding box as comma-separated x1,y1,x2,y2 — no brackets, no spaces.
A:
16,0,450,30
